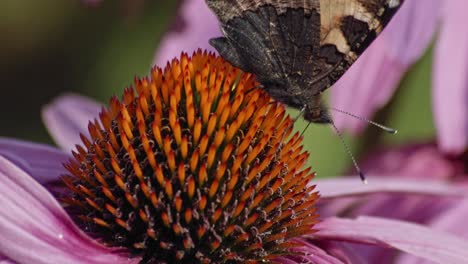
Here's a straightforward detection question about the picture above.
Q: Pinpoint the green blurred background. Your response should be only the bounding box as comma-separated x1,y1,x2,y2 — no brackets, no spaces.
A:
0,0,435,177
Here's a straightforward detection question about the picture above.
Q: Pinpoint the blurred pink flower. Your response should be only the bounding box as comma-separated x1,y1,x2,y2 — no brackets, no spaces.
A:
330,0,468,155
153,0,220,66
152,0,468,155
1,94,468,263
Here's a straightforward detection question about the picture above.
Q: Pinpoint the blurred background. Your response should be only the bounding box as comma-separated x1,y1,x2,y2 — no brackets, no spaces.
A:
0,0,436,177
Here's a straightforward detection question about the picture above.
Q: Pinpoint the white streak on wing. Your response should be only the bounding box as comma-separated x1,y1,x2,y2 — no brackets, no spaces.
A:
387,0,400,8
319,0,385,49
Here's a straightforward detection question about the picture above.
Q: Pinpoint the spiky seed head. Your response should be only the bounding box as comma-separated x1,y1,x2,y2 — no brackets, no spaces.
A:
62,50,319,263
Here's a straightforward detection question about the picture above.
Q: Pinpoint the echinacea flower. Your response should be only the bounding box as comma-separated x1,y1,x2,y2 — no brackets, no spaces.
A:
59,51,319,262
2,51,468,263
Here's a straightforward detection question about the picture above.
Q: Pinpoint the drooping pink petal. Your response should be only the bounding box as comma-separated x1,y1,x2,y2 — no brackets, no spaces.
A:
42,93,102,152
433,0,468,155
358,144,460,181
314,241,369,264
0,156,138,264
318,144,468,263
313,216,468,264
315,175,466,224
381,0,441,65
424,198,468,238
333,143,467,222
153,0,221,67
276,240,347,264
396,198,468,264
0,138,68,184
331,0,440,133
315,177,467,199
338,143,466,220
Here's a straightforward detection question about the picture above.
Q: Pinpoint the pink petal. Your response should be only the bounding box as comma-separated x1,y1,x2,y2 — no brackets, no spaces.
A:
277,241,346,264
313,216,468,264
433,0,468,154
396,198,468,264
315,177,467,199
0,138,68,184
330,143,466,221
381,0,441,64
315,241,368,264
346,194,453,224
0,257,15,264
358,144,461,181
315,175,465,223
425,198,468,238
0,156,138,264
327,143,466,223
152,0,221,66
331,0,440,134
318,144,468,263
42,93,102,152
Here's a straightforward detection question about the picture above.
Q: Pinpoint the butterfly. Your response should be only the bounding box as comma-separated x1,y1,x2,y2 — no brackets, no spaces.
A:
206,0,404,123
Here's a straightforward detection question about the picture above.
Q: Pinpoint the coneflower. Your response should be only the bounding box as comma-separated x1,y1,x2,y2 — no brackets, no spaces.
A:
61,50,319,263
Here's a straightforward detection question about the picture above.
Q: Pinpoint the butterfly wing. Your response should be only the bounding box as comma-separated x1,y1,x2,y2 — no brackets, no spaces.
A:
207,0,403,99
318,0,404,81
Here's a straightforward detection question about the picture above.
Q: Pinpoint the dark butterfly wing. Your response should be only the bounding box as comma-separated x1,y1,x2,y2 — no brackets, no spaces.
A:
206,0,403,101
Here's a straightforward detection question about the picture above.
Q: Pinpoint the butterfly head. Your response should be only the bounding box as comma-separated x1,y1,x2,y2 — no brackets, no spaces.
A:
262,80,332,124
303,100,332,124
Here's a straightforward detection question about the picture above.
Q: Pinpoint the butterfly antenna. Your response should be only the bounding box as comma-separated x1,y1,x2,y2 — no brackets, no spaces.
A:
229,85,263,105
330,107,397,134
329,119,367,184
244,84,263,95
294,105,307,122
279,105,306,142
300,122,311,138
